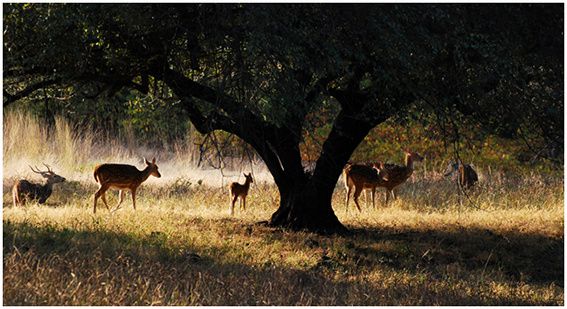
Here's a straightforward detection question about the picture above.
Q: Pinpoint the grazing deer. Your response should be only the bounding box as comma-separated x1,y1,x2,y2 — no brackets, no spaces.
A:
444,160,478,189
229,173,254,216
93,157,161,214
12,164,66,207
377,150,424,202
343,163,387,212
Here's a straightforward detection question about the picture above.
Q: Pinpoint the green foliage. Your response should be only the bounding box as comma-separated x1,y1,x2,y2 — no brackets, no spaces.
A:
3,3,563,186
123,96,189,146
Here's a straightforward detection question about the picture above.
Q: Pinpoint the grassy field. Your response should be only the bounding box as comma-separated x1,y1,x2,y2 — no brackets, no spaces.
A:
3,112,564,305
3,174,564,305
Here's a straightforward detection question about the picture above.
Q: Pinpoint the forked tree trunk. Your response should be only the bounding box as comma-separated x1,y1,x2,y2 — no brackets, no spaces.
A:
268,110,376,233
164,69,388,233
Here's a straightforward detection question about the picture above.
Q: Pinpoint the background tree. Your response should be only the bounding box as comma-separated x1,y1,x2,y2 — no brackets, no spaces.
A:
4,3,563,232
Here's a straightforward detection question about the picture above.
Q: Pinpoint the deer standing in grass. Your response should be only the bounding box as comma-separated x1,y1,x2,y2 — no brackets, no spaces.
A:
229,173,253,216
93,157,161,214
343,163,387,212
376,150,424,203
12,164,66,207
444,160,478,189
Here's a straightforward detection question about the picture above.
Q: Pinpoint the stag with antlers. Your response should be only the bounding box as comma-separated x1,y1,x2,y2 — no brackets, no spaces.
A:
12,164,66,207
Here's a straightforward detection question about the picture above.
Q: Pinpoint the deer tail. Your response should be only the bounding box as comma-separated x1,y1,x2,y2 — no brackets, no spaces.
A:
93,170,99,183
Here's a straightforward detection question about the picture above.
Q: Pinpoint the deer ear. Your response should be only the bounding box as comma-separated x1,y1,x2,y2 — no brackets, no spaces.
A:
144,157,149,165
152,157,156,164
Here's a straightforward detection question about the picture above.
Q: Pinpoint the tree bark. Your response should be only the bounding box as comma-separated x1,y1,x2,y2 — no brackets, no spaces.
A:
268,110,376,233
270,178,346,233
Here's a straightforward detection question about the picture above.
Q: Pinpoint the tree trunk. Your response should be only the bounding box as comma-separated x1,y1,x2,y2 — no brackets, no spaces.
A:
270,179,346,233
269,110,376,233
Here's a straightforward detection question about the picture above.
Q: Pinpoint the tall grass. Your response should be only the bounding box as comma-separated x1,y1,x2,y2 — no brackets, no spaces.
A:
3,111,273,188
4,111,129,180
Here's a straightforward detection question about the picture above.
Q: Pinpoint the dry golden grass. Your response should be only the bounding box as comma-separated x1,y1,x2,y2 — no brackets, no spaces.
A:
2,111,564,305
3,176,564,305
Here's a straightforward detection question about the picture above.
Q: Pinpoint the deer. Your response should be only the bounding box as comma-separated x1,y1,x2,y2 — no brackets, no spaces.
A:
12,164,66,207
444,160,478,189
228,173,254,216
93,157,161,214
343,163,388,212
376,150,424,203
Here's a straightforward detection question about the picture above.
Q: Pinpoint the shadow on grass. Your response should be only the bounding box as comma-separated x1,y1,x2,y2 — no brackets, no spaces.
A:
3,219,563,305
345,225,563,286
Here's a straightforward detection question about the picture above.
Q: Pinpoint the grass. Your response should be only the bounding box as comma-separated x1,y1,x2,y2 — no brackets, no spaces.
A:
3,176,564,305
2,110,564,305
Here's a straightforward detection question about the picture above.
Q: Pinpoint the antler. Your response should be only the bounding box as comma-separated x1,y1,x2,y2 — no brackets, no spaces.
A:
29,164,52,175
29,165,48,174
42,163,53,173
29,165,41,174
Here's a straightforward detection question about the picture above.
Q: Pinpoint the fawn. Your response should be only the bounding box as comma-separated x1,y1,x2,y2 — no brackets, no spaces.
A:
93,157,161,214
229,173,254,215
377,150,424,202
12,164,66,207
444,160,478,189
343,163,387,212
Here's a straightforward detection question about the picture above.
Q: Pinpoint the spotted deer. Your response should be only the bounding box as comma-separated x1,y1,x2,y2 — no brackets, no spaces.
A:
93,157,161,214
228,173,254,215
444,160,478,189
343,163,387,212
12,164,66,207
377,150,424,202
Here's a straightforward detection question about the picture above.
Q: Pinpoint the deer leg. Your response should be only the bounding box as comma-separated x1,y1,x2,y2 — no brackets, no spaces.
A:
353,186,363,213
230,195,238,216
242,195,246,210
371,188,376,209
94,184,109,214
12,190,18,208
100,192,110,210
131,188,137,210
345,185,352,213
111,190,125,212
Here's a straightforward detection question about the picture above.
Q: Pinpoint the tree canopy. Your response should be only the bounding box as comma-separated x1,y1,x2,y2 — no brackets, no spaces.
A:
4,3,563,232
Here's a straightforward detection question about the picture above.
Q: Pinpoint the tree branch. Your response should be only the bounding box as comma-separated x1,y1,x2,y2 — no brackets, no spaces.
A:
154,67,292,185
3,78,61,107
328,87,368,113
77,73,149,94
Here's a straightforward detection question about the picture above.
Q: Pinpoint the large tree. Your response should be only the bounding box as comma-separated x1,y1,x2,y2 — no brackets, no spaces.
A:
4,4,563,232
